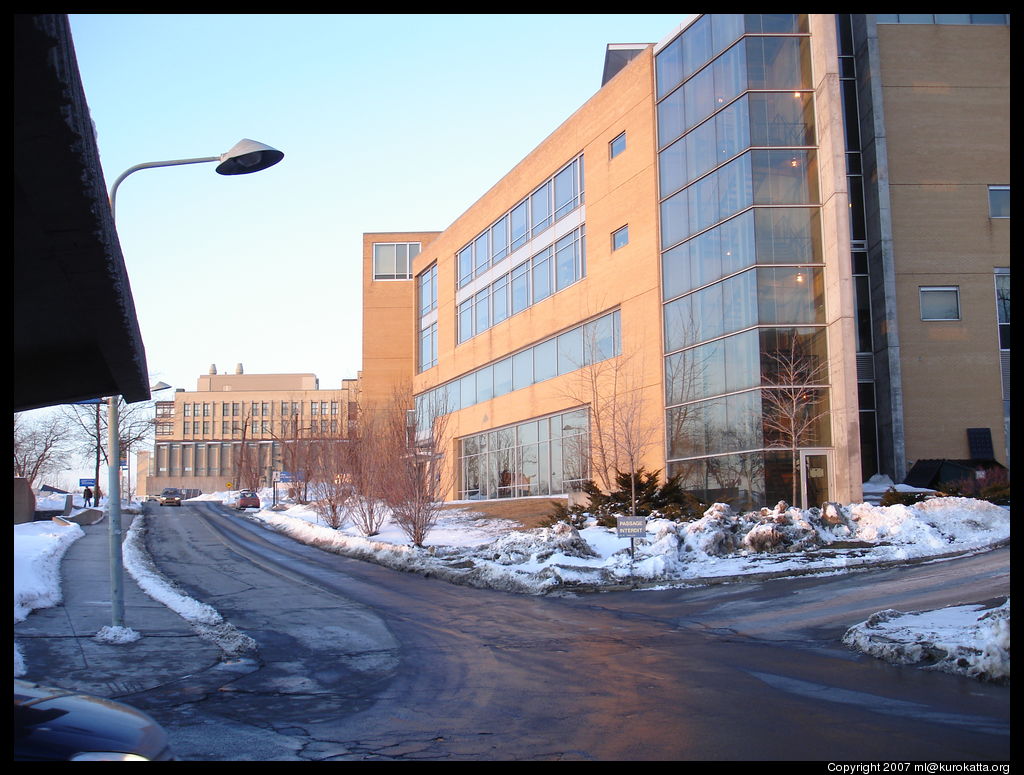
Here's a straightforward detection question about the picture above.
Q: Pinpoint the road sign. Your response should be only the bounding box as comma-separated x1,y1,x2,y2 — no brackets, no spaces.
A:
616,515,647,538
79,478,96,487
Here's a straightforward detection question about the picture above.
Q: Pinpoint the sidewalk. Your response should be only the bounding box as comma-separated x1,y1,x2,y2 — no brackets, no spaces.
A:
14,514,223,700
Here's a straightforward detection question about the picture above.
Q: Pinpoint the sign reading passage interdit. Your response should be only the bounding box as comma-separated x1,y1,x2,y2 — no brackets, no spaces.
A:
616,515,647,538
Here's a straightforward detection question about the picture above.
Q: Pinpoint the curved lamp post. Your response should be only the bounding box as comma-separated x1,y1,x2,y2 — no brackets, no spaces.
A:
106,140,282,629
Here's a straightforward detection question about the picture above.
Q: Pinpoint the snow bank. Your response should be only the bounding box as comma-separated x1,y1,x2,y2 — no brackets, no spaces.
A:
843,599,1010,684
14,520,84,623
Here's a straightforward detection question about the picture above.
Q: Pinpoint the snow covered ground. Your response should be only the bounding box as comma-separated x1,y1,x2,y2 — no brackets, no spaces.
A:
15,485,1010,683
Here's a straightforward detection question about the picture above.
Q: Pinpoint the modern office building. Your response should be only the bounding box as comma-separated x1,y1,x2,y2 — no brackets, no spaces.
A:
360,14,1010,510
140,364,361,496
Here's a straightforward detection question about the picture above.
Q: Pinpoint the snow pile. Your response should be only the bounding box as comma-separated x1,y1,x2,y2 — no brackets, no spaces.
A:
122,514,256,656
843,598,1010,684
14,520,84,623
95,625,142,644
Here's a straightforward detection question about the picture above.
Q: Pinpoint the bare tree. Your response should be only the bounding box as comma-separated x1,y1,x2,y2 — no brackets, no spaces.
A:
13,411,73,486
345,403,391,537
760,332,831,507
562,323,663,514
380,387,452,547
306,439,351,528
62,397,155,499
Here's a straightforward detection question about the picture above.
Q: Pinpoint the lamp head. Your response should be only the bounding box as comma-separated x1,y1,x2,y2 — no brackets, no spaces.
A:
215,138,284,176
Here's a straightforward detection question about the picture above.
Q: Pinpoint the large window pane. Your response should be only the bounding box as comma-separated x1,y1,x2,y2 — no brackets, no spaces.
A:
532,249,552,302
754,207,821,263
682,15,713,80
662,240,692,300
757,267,825,324
534,339,558,382
658,87,686,148
661,189,690,249
512,349,534,390
531,182,552,235
683,66,715,133
749,92,815,147
511,201,529,250
746,36,811,90
554,160,579,220
491,216,508,262
751,150,818,205
511,262,530,313
557,328,583,375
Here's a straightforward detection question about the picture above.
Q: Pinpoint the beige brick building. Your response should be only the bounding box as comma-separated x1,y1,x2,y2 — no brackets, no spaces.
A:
140,364,361,496
358,14,1010,510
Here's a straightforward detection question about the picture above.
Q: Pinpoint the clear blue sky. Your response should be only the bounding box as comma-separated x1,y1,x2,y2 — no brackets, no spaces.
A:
67,13,692,393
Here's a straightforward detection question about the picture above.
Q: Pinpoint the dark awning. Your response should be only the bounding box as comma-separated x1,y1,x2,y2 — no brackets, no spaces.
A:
14,14,150,412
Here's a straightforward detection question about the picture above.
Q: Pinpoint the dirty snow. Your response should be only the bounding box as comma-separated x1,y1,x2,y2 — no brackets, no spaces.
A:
14,486,1010,682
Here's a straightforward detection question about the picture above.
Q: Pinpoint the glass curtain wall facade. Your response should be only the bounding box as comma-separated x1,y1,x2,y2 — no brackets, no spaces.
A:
458,408,589,500
657,14,832,510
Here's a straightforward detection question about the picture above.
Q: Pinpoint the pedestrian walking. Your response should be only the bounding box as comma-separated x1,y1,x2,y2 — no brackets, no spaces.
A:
83,487,93,507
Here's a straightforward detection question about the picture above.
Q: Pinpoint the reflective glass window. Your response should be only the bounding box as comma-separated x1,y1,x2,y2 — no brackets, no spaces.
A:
757,267,825,324
658,86,686,148
554,161,579,220
458,299,473,343
476,365,493,404
744,13,805,34
532,248,552,302
531,182,552,235
474,232,489,276
493,358,513,397
491,275,509,324
511,262,530,313
989,186,1010,218
745,36,811,90
753,207,821,264
748,92,815,147
556,232,581,288
458,246,473,287
662,241,691,301
751,150,818,205
682,15,713,80
491,215,509,262
712,41,746,108
683,66,716,133
510,200,529,251
474,288,490,333
534,339,558,382
512,349,533,391
557,328,583,375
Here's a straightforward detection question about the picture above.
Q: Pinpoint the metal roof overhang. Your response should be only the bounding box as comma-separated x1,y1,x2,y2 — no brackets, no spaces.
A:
14,14,150,412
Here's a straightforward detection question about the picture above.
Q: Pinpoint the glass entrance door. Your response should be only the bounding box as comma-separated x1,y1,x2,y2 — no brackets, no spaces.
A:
800,450,832,509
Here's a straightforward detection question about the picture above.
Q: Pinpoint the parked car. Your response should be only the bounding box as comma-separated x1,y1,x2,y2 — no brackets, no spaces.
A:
157,488,182,507
235,490,260,510
14,679,174,761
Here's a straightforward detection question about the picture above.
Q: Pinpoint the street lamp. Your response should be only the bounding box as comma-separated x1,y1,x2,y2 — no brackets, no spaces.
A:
105,140,282,628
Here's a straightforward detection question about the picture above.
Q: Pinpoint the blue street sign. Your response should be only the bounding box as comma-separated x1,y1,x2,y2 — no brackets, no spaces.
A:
80,478,96,487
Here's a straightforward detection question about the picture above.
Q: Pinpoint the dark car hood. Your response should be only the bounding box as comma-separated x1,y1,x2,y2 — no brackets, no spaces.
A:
14,680,172,761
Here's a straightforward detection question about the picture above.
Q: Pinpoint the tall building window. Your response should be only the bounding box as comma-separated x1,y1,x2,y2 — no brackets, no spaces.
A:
457,156,584,288
373,242,421,280
920,286,961,321
418,263,438,315
988,185,1010,218
612,225,629,250
995,271,1010,349
610,132,627,158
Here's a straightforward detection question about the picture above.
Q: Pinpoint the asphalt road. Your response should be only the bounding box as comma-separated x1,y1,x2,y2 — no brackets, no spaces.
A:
129,501,1010,761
